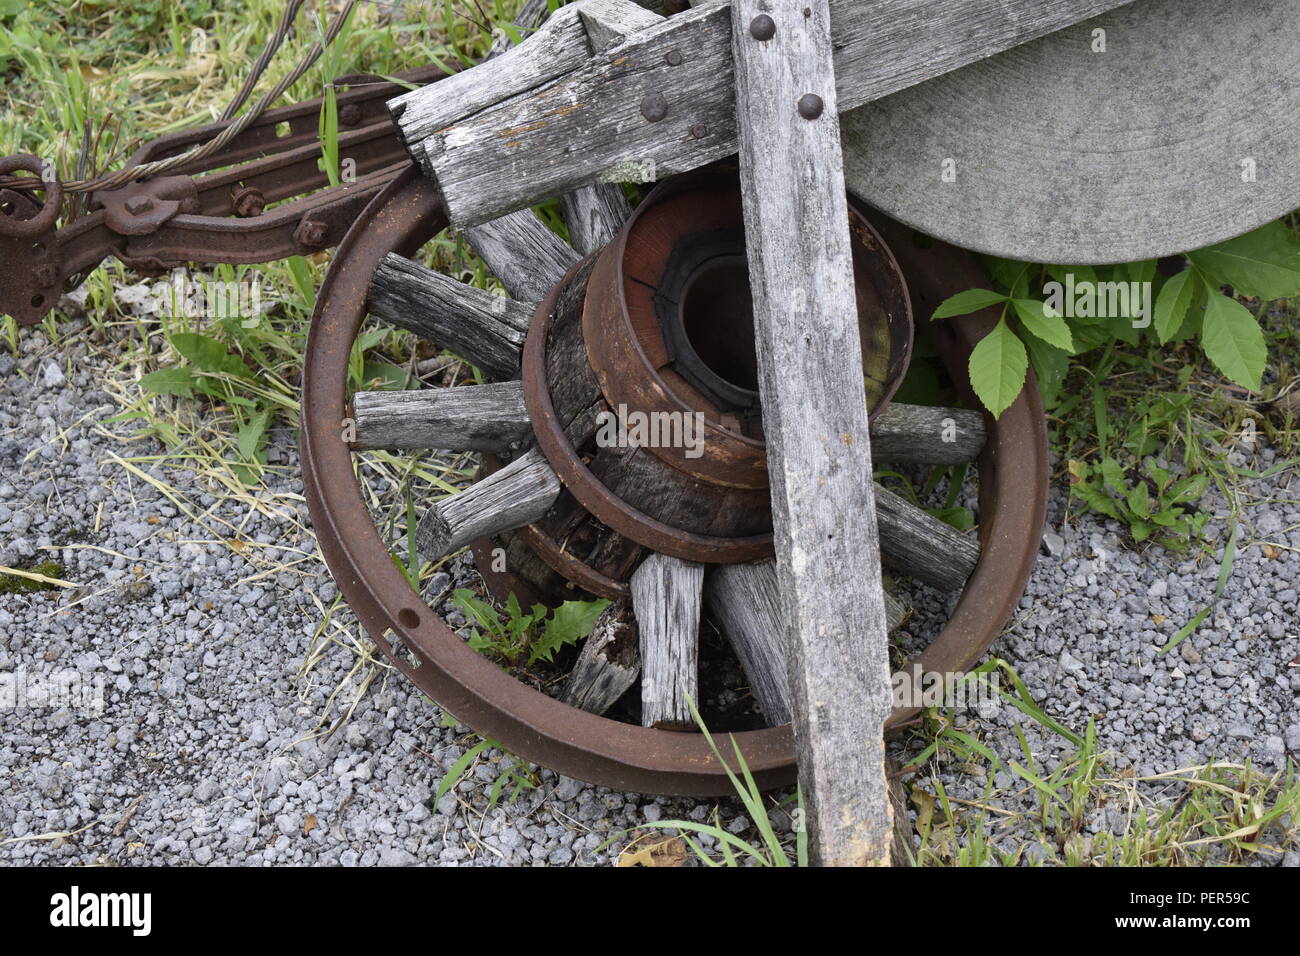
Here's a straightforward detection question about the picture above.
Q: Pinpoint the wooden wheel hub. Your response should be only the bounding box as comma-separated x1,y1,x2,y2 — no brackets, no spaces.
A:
512,171,912,594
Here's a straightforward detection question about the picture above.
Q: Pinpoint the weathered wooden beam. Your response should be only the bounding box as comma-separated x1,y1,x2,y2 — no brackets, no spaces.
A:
873,483,980,591
630,552,703,730
350,382,532,453
732,0,893,867
391,0,1136,226
870,403,986,465
417,448,561,561
368,253,530,380
559,184,633,256
461,210,581,303
561,601,640,714
579,0,664,51
704,561,907,727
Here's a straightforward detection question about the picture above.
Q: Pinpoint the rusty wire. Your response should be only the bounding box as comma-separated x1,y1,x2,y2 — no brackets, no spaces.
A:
0,0,356,197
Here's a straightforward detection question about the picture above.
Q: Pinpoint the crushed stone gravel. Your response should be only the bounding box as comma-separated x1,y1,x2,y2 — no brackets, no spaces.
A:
0,320,1296,865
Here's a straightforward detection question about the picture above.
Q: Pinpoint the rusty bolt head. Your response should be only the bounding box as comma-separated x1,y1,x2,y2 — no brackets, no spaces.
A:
797,93,824,120
665,50,683,66
339,103,362,126
294,218,328,249
34,263,58,287
232,186,266,219
690,124,707,139
124,195,155,215
639,93,669,123
749,14,776,40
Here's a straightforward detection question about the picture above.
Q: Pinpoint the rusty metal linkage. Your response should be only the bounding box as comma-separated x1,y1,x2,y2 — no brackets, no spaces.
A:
0,66,442,326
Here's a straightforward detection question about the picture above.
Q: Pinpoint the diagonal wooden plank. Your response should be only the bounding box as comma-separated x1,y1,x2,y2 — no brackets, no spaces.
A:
392,0,1136,226
731,0,894,867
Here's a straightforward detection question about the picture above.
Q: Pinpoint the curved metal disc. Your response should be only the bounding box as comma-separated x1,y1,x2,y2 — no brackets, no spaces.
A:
842,0,1300,264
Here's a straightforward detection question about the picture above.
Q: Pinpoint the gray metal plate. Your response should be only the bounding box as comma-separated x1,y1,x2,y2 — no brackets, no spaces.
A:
841,0,1300,263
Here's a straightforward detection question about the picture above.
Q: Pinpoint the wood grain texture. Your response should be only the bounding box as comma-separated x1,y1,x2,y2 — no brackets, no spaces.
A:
462,209,580,302
732,0,892,867
368,253,530,380
350,382,532,453
559,183,633,256
870,403,986,464
579,0,663,52
417,448,561,561
561,601,640,714
704,560,907,727
873,483,980,591
392,0,1136,226
630,552,702,730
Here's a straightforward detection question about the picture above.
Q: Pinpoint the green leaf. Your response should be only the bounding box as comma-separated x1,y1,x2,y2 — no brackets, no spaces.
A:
929,506,974,532
360,360,409,390
170,332,252,379
1011,298,1075,352
967,319,1027,419
453,589,504,639
1100,457,1125,494
930,288,1007,320
1045,263,1098,291
1166,473,1209,504
1186,221,1300,300
1153,268,1195,344
1126,481,1151,518
1199,288,1266,391
236,410,270,462
529,598,610,666
1020,332,1069,410
139,366,197,398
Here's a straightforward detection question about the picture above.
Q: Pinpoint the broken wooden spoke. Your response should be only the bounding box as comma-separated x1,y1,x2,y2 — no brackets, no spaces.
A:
561,601,640,715
873,483,980,591
416,447,561,561
630,552,703,730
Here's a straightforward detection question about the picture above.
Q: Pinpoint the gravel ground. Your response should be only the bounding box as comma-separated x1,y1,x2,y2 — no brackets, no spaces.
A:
1,319,1297,866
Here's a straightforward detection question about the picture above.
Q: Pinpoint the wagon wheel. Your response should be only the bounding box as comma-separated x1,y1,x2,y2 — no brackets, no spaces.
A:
301,163,1047,796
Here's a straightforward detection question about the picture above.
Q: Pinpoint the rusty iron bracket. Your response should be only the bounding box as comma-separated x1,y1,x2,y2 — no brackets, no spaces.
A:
0,66,444,325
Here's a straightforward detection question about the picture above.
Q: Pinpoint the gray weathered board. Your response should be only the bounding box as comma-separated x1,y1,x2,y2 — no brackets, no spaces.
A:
630,552,703,729
732,0,894,867
391,0,1139,229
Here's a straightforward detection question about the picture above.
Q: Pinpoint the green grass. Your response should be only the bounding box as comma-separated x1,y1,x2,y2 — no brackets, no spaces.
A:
0,560,68,594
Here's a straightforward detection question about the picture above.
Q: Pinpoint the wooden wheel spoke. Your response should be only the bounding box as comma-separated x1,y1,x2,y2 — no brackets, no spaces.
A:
870,403,986,464
559,183,632,257
351,381,531,453
629,552,703,730
462,209,580,302
368,252,530,379
704,560,909,727
873,482,980,591
416,447,560,562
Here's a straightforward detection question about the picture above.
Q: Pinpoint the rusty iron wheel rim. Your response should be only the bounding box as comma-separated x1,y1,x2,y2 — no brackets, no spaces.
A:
301,164,1048,796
